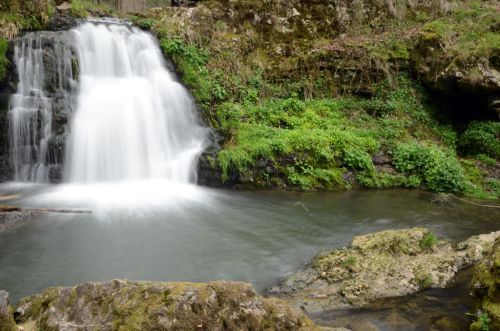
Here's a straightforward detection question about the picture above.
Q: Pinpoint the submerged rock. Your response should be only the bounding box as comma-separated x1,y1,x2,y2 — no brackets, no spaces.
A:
272,228,500,314
0,210,35,232
470,237,500,331
0,290,16,331
13,280,329,331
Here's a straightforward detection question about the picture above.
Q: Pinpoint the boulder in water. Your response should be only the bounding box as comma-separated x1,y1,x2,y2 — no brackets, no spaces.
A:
13,280,327,331
272,228,500,314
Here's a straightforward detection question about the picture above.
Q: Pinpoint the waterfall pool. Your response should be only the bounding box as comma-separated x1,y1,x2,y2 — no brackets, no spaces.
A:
0,184,498,330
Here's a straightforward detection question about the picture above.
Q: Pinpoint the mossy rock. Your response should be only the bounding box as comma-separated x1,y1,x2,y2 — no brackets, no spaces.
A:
14,280,323,331
470,237,500,330
0,290,16,331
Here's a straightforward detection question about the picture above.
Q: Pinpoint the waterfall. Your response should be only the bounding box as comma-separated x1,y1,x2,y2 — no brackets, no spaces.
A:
8,32,76,183
8,21,208,186
65,22,207,183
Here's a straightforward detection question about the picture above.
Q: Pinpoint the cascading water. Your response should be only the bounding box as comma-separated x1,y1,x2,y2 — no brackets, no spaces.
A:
8,33,75,182
66,22,207,184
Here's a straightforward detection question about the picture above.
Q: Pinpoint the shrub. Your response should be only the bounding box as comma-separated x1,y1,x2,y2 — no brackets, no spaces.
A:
460,121,500,160
344,148,375,173
393,142,467,193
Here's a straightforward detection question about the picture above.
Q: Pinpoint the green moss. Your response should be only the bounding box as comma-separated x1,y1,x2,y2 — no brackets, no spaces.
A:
470,239,500,330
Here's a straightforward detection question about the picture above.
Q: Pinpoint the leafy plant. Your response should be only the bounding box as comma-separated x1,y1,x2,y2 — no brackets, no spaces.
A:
393,142,467,193
460,121,500,160
419,232,438,251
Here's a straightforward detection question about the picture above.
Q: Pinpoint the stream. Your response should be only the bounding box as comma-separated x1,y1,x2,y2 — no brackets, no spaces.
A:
0,184,498,330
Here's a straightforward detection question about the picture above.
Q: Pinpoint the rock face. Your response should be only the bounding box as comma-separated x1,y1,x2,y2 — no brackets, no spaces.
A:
13,280,325,331
0,290,16,331
272,228,500,314
470,237,500,331
0,30,78,183
410,2,500,120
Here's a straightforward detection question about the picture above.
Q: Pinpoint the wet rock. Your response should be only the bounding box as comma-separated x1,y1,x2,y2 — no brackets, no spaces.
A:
272,228,500,314
14,280,326,331
47,15,80,31
0,290,16,331
0,31,78,183
470,237,500,330
0,210,36,231
197,151,240,187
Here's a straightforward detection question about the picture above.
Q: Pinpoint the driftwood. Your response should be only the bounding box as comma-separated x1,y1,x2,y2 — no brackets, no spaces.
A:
0,205,92,214
431,193,500,209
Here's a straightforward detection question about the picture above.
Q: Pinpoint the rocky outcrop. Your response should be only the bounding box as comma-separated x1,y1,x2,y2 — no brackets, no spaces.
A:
0,290,16,331
271,228,500,314
47,15,80,32
410,1,500,120
12,280,328,331
470,237,500,331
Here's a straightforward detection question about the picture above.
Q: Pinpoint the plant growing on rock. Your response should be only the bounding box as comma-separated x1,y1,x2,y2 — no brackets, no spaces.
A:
419,232,438,251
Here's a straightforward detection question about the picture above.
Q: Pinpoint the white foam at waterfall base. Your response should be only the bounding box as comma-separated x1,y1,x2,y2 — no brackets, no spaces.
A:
15,22,209,213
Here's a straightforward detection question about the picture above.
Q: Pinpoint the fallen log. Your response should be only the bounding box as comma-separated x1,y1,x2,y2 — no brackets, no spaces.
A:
0,205,92,214
30,208,92,214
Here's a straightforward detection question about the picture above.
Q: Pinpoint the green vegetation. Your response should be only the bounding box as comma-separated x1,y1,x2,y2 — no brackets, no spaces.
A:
157,27,497,195
470,313,491,331
70,0,115,18
460,122,500,160
0,0,54,39
393,142,466,193
0,37,8,81
415,270,434,289
342,256,357,268
421,1,500,59
419,232,438,251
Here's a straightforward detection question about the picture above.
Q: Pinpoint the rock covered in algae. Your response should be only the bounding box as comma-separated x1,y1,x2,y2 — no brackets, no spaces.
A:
12,279,334,331
470,237,500,331
272,228,500,314
0,290,16,331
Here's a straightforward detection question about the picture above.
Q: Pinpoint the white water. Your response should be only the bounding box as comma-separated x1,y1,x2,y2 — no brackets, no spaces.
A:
8,34,74,182
66,22,208,183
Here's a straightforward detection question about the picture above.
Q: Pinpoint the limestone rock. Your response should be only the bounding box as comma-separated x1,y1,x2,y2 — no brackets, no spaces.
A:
14,280,325,331
272,228,500,314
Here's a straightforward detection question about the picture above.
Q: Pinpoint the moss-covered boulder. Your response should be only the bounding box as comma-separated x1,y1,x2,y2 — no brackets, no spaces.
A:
470,237,500,331
13,280,327,331
272,228,500,314
0,290,16,331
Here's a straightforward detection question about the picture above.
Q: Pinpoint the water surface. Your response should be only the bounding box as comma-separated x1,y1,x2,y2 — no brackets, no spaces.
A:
0,184,498,330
